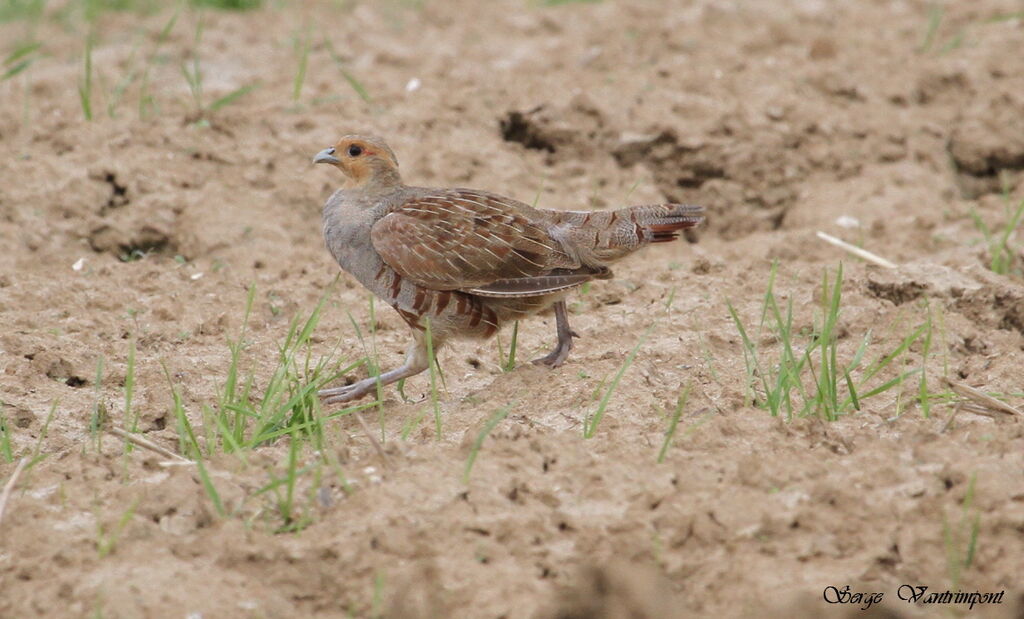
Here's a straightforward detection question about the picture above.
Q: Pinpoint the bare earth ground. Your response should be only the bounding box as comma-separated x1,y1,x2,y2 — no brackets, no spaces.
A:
2,0,1024,617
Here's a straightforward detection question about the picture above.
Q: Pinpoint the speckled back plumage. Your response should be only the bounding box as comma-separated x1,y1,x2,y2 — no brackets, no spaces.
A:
324,184,701,339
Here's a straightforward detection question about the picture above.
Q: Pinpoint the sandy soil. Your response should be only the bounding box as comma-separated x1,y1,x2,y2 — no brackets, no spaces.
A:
2,0,1024,617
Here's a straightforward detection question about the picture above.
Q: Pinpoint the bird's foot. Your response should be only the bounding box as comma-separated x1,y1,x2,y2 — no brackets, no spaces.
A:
531,342,572,368
532,323,578,369
318,377,378,406
531,350,570,368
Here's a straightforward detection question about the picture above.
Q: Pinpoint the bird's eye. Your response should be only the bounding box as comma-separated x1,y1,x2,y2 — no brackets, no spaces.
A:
348,144,363,157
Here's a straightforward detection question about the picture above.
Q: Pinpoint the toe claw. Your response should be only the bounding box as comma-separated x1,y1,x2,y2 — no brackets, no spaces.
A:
319,381,373,405
531,348,570,368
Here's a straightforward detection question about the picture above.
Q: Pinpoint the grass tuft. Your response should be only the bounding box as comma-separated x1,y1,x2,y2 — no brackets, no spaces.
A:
146,284,368,529
95,500,139,558
970,196,1024,276
208,284,365,450
729,262,930,421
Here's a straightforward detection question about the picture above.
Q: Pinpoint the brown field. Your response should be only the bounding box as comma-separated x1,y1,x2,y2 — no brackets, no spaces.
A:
2,0,1024,617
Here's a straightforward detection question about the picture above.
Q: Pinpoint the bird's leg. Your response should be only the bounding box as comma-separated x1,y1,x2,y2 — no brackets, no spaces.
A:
320,331,433,405
532,300,578,368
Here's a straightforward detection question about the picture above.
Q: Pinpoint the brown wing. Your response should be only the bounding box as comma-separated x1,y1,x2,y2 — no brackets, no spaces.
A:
466,267,611,298
370,189,563,291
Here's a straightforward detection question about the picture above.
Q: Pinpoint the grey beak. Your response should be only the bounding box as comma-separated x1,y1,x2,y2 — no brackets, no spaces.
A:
313,147,340,165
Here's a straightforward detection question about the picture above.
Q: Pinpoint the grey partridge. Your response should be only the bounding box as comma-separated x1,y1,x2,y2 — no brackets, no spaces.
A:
313,135,704,405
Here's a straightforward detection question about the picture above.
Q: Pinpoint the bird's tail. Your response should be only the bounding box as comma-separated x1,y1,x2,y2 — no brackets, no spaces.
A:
624,203,705,244
545,203,704,265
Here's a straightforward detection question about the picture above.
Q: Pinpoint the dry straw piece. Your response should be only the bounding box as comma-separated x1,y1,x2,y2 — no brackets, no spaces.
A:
941,377,1022,431
108,427,191,462
816,231,899,269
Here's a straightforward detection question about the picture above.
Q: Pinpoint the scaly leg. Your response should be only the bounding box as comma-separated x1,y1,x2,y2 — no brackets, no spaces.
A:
319,331,433,405
532,301,578,368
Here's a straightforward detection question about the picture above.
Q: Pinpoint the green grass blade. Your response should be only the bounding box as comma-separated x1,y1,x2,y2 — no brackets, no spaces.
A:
920,4,943,52
208,82,258,111
89,356,106,451
31,400,58,462
758,260,778,330
1,58,32,81
324,38,373,103
166,381,225,517
124,338,136,433
965,513,980,568
844,368,860,411
968,206,993,242
0,407,13,462
339,68,371,104
292,25,310,102
657,385,690,463
3,41,41,66
79,33,93,120
192,449,225,517
918,309,934,417
425,318,441,440
280,433,300,526
992,199,1024,273
856,368,922,400
584,325,651,438
463,404,511,483
499,321,518,372
157,9,179,40
208,405,245,455
162,362,201,457
400,406,429,441
847,329,872,373
859,322,928,387
727,300,769,410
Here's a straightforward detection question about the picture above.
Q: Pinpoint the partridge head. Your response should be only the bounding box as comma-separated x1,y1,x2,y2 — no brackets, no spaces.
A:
313,135,400,190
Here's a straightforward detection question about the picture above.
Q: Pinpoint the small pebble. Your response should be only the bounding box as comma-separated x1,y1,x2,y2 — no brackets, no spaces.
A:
836,215,861,229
